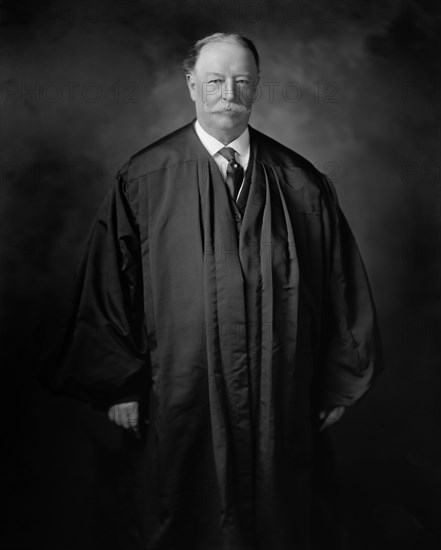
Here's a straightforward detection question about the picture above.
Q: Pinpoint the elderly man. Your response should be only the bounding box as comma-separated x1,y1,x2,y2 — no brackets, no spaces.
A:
50,33,382,550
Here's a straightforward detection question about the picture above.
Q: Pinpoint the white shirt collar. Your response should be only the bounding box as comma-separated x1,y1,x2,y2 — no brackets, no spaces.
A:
194,119,250,161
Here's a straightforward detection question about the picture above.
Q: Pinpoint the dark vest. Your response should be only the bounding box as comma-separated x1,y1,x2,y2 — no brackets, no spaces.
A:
222,144,254,234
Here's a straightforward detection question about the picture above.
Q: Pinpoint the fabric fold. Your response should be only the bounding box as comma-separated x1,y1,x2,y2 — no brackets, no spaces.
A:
44,120,383,550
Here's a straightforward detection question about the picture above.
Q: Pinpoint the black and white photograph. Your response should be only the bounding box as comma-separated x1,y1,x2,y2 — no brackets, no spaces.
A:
1,1,440,549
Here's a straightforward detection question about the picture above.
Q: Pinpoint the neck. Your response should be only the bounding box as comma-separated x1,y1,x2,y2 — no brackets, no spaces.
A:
197,119,248,145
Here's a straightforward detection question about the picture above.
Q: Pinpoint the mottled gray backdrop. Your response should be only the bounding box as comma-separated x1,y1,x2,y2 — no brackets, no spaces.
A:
1,0,440,548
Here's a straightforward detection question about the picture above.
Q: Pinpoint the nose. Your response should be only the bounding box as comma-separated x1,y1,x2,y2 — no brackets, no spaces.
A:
222,78,237,102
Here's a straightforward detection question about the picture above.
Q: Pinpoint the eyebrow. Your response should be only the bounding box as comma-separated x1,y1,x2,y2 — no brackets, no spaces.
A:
205,72,253,78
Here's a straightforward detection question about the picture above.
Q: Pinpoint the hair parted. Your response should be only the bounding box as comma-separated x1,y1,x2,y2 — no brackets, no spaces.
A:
181,33,260,75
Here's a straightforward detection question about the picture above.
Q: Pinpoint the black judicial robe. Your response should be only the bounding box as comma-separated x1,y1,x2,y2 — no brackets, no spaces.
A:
48,120,383,549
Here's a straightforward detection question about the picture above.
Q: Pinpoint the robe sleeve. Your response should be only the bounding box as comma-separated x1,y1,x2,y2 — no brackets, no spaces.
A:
318,176,384,409
43,163,149,408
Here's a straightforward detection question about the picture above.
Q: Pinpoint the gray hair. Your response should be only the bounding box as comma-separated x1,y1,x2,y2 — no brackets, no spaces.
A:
181,32,260,75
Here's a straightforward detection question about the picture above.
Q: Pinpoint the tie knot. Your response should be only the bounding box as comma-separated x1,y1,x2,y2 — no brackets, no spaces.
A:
218,147,238,164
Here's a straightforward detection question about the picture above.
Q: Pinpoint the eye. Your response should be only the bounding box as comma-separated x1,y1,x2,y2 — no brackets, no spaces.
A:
237,80,250,86
209,79,223,84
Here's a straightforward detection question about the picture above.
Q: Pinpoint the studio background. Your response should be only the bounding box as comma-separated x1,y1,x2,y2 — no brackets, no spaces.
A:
1,0,439,549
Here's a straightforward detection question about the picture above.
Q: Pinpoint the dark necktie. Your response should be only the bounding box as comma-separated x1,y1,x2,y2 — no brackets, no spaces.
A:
218,147,244,201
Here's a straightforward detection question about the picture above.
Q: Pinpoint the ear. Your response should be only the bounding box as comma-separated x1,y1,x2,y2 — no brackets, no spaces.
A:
186,73,197,102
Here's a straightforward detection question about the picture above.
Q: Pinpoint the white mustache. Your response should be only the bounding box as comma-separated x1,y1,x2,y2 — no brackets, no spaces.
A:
205,101,250,114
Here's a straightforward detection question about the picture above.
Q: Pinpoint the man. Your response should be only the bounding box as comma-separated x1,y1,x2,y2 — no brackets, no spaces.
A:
49,33,382,550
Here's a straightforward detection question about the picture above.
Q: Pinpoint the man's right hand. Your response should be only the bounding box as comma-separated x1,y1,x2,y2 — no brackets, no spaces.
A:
108,401,141,438
318,406,346,431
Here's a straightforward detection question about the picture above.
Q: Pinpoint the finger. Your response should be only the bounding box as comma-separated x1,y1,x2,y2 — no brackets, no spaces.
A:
320,409,335,428
111,406,123,425
119,410,130,429
122,404,138,429
329,407,345,423
122,420,136,430
126,404,139,427
114,405,124,426
319,408,345,431
131,426,141,439
124,415,138,430
125,421,141,439
122,404,139,430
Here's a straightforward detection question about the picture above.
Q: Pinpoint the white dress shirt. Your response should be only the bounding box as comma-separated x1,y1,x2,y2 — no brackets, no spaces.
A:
194,120,250,200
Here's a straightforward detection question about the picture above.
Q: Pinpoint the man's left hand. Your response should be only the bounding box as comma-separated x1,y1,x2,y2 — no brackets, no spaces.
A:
108,401,141,438
318,406,346,431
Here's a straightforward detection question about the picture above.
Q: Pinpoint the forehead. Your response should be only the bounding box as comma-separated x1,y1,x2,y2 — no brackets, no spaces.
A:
194,41,258,75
